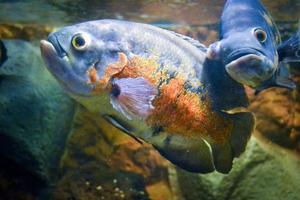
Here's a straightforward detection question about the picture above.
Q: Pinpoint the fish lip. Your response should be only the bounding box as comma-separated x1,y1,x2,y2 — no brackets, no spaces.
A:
225,48,265,65
225,54,275,88
40,39,69,68
225,54,264,70
47,34,68,58
40,39,94,97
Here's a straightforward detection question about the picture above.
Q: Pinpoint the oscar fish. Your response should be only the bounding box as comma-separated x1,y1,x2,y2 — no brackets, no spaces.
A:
40,19,255,173
207,0,298,92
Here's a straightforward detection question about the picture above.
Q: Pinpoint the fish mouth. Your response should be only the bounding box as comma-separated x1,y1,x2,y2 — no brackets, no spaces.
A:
225,48,265,65
47,33,68,59
226,54,265,69
225,49,276,88
40,39,93,96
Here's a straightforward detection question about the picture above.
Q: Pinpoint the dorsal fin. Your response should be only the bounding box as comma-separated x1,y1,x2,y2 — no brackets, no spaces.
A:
168,30,208,52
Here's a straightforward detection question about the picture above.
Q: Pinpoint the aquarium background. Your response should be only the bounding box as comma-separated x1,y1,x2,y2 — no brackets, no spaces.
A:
0,0,300,199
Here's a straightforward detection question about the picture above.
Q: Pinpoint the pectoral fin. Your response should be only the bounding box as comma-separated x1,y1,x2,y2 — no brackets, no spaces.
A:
110,77,158,120
149,133,215,173
103,114,144,144
221,110,255,157
254,63,296,94
278,32,300,62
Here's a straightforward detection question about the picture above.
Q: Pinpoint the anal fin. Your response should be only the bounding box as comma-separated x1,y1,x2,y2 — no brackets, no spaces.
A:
149,133,215,173
211,142,233,173
227,112,255,157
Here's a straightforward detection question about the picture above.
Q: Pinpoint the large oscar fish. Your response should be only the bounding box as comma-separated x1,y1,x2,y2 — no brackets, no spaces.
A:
208,0,299,92
40,19,255,173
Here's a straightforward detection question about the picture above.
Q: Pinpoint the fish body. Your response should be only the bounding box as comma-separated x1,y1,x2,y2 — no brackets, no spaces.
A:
40,20,254,173
208,0,296,91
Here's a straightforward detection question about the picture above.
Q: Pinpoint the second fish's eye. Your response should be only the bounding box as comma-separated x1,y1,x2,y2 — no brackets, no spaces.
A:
254,28,267,43
72,33,89,50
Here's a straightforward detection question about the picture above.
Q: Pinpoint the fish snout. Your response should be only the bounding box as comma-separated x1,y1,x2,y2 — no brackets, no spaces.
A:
225,53,276,88
47,33,68,58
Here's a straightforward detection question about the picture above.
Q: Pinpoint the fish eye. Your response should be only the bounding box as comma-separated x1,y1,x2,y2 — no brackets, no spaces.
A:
71,33,90,51
254,28,267,43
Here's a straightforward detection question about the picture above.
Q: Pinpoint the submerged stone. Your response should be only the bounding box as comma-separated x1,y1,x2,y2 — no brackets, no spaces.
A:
53,161,150,200
176,136,300,200
58,106,172,200
0,39,76,183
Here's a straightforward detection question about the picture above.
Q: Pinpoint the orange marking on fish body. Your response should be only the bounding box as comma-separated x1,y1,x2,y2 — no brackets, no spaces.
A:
92,52,128,92
147,77,233,144
114,56,160,85
94,53,232,144
87,66,98,83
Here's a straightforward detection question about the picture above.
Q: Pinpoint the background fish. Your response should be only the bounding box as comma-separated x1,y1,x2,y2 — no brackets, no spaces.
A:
207,0,298,92
40,19,255,173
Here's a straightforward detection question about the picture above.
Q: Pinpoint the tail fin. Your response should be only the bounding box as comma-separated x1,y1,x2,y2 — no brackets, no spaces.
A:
278,22,300,62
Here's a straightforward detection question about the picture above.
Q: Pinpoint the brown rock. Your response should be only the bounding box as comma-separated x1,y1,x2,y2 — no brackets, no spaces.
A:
53,161,149,200
108,141,169,183
58,107,172,200
0,23,52,41
249,71,300,152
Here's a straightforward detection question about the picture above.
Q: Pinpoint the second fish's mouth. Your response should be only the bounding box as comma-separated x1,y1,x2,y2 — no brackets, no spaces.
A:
226,54,265,70
225,48,265,65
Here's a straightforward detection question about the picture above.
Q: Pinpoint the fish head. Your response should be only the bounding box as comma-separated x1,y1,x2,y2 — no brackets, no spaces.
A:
208,27,278,88
40,20,129,97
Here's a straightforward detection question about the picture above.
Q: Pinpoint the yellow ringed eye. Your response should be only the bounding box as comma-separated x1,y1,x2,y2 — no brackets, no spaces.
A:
71,33,89,50
254,28,267,43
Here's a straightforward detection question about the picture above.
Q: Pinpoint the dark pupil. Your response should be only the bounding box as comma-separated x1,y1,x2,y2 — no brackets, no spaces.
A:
256,31,265,41
111,84,121,97
75,36,85,47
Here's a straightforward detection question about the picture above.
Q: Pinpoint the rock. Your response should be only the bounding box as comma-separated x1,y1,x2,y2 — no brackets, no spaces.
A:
0,39,76,183
0,157,40,200
177,136,300,200
0,23,53,41
53,161,149,200
262,0,300,22
248,63,300,152
58,106,172,200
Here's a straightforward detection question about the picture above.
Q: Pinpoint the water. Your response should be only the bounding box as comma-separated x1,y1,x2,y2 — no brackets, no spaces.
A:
0,1,300,200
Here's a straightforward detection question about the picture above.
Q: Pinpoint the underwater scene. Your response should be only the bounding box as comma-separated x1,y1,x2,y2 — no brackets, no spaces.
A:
0,0,300,199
